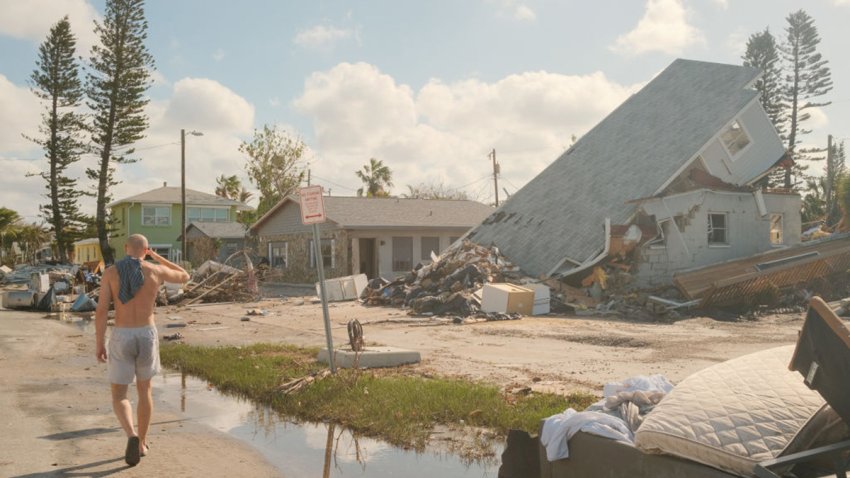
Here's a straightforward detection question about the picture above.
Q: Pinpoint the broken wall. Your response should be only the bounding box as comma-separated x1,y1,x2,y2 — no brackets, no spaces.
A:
634,190,801,288
695,100,786,185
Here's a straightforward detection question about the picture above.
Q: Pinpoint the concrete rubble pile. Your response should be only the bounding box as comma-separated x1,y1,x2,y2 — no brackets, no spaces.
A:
360,240,528,318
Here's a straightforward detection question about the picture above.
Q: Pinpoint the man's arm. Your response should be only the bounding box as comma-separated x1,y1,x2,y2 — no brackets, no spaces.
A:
147,249,190,283
95,268,114,363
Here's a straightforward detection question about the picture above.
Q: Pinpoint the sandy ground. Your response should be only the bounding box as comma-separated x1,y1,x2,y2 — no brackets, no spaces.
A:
0,310,282,478
0,295,812,476
149,296,805,394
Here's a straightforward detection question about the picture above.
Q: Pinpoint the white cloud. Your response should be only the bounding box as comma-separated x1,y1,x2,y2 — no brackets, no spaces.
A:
114,78,256,201
712,0,729,9
294,62,639,201
293,24,357,50
611,0,705,56
0,74,41,155
0,0,101,54
269,97,281,108
489,1,537,22
161,78,254,135
834,0,850,5
514,5,537,21
805,107,830,131
0,75,259,221
212,48,226,62
725,27,748,57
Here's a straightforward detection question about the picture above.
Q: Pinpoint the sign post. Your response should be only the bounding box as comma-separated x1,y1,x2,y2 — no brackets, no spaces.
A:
299,185,336,373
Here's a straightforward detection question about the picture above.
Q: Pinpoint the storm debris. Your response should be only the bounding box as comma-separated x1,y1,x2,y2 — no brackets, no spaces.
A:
360,240,534,317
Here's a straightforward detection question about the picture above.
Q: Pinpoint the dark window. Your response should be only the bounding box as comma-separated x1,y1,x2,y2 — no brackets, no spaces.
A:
392,237,413,271
310,239,334,268
421,237,440,261
449,236,461,244
707,213,728,244
269,241,287,268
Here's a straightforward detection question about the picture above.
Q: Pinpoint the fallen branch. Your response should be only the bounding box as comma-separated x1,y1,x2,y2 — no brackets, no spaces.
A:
277,370,332,395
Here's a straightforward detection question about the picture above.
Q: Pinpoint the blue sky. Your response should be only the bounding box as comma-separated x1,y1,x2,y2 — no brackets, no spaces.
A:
1,0,849,221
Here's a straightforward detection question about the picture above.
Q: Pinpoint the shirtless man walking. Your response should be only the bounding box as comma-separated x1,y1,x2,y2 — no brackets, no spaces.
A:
95,234,190,466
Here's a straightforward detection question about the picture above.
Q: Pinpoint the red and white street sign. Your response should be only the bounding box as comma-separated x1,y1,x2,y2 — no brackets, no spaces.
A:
299,185,326,225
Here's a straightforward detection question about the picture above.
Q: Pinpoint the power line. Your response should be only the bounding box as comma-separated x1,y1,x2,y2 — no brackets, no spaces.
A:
310,174,358,192
453,174,492,190
503,178,522,192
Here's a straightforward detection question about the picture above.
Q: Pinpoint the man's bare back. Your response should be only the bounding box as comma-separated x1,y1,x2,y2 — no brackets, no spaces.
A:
99,255,188,328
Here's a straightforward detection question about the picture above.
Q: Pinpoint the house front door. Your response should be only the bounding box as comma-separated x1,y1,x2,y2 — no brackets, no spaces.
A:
358,238,377,279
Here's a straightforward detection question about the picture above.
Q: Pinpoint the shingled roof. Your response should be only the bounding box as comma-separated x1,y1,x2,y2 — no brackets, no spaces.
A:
251,196,493,231
467,59,763,279
184,222,248,239
109,185,252,210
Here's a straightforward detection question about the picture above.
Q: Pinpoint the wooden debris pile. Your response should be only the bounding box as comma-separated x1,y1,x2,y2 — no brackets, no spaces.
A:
361,240,528,317
176,259,257,305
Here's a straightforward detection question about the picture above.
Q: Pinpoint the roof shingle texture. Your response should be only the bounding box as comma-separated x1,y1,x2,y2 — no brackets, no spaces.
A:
187,222,247,239
468,59,760,278
110,186,250,209
322,197,494,228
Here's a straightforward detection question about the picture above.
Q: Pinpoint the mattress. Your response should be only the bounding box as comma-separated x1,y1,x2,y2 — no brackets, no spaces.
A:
634,345,825,477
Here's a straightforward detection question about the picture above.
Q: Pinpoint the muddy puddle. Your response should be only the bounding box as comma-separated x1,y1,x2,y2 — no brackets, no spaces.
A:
58,316,505,476
155,370,502,477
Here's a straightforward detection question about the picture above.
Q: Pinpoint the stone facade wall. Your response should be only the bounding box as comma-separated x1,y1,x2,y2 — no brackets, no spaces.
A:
258,230,351,283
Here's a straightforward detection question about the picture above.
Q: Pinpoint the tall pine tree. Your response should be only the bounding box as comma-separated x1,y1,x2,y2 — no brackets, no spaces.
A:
27,16,86,263
742,28,784,136
86,0,154,263
779,9,833,189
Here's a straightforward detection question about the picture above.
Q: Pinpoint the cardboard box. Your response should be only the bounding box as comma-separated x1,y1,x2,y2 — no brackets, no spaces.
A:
481,283,534,315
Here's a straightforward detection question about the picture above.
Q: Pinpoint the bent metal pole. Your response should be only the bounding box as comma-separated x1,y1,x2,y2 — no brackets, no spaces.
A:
313,222,336,373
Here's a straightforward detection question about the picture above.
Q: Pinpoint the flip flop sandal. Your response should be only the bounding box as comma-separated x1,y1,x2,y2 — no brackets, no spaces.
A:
125,436,141,466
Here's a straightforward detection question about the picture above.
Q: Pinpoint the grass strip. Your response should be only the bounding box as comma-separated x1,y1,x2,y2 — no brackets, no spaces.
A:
160,343,595,449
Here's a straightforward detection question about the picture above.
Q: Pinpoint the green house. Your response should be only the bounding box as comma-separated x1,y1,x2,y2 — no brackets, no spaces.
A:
109,183,252,262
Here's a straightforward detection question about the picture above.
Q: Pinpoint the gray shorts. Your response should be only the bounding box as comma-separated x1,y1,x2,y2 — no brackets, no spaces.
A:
107,325,161,385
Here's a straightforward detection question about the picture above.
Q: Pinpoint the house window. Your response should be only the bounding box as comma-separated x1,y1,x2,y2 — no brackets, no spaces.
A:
309,239,334,269
269,241,288,268
392,237,413,271
770,214,783,245
187,207,229,223
449,236,460,244
150,245,171,261
421,237,440,261
142,206,171,226
720,120,750,157
707,213,728,245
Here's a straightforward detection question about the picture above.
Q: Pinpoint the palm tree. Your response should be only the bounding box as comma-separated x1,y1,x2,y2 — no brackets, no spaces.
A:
238,187,253,203
355,158,393,197
215,174,242,200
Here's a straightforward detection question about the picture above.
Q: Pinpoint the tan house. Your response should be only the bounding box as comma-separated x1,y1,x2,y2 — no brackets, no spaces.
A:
250,196,493,282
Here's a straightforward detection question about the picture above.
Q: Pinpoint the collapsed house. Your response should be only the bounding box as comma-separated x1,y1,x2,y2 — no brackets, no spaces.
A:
467,59,800,289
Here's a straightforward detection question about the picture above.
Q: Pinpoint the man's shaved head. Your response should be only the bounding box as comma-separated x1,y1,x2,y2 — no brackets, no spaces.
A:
125,234,149,258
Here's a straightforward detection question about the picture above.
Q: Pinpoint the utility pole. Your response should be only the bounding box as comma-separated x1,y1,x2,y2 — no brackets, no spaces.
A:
826,134,835,224
307,169,311,186
180,129,203,264
489,148,500,207
181,129,186,263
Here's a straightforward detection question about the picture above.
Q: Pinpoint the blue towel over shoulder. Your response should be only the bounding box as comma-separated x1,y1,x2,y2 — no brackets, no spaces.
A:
116,257,145,304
